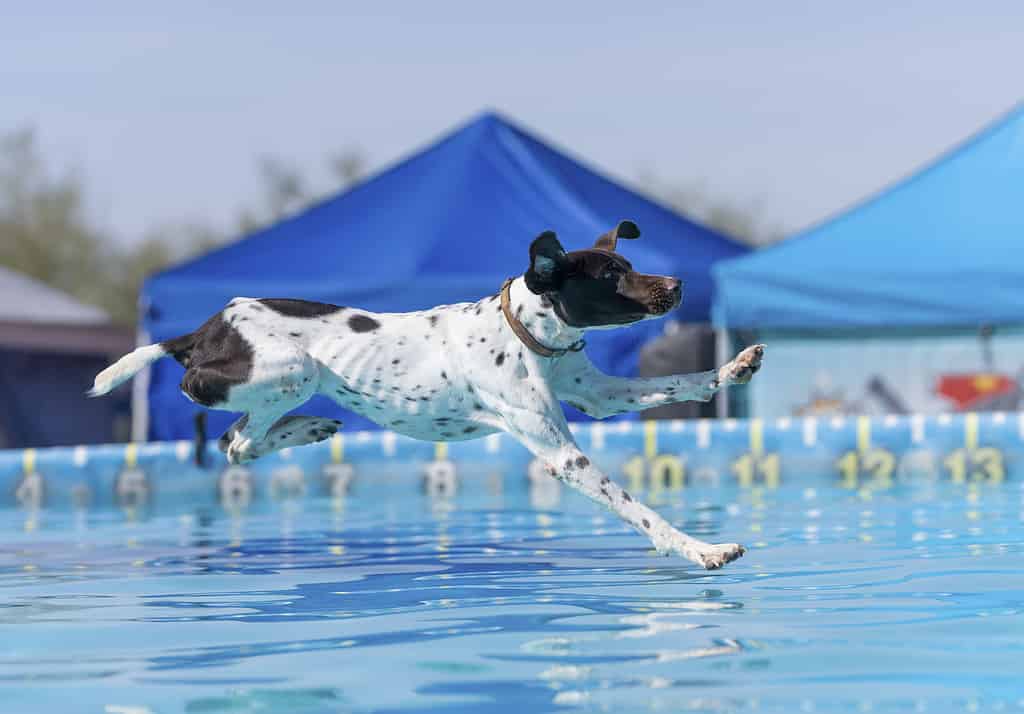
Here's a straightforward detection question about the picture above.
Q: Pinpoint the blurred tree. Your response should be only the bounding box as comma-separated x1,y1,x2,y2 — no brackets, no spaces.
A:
0,128,109,310
637,171,783,246
0,128,369,325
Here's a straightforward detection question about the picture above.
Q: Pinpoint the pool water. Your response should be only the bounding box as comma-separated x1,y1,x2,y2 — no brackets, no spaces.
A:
1,476,1022,713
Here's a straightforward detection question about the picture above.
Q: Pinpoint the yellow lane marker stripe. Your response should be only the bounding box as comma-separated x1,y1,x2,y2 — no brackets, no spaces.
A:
965,412,979,451
856,416,871,453
750,418,763,456
125,443,138,469
331,434,344,464
643,420,657,460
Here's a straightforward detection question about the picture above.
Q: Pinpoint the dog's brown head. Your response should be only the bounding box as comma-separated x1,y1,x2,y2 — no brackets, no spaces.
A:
523,221,682,328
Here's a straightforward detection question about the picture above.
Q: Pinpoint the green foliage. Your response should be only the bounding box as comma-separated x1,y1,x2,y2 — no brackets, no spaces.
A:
0,129,366,325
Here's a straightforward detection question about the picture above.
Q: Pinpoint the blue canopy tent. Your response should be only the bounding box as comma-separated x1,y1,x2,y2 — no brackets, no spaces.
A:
713,102,1024,330
711,103,1024,418
142,111,747,440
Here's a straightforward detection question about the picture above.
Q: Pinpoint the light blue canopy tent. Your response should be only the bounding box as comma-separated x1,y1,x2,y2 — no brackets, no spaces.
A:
142,111,747,440
713,103,1024,330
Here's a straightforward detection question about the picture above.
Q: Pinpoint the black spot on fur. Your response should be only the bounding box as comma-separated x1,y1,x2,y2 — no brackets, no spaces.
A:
392,359,400,365
289,331,303,338
463,426,478,434
441,371,448,380
479,337,486,343
574,377,582,384
575,456,589,468
259,298,344,317
600,476,610,485
564,458,574,470
428,314,439,327
622,491,632,502
495,352,505,366
348,314,381,332
642,518,650,529
441,431,454,438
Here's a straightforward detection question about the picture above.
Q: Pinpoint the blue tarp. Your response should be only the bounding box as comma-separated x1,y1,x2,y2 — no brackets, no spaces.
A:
713,102,1024,330
143,111,747,440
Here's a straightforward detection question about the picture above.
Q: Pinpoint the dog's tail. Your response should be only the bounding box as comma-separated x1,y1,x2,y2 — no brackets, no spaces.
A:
88,343,169,397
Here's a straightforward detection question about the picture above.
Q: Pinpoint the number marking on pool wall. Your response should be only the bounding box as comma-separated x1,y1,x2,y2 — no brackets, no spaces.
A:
2,412,1021,511
835,417,895,489
941,413,1005,483
730,419,781,488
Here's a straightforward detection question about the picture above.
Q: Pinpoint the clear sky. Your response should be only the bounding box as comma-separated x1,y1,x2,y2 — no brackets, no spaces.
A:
3,1,1021,244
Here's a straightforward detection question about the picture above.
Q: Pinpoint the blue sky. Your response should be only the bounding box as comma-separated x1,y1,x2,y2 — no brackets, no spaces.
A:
3,1,1021,244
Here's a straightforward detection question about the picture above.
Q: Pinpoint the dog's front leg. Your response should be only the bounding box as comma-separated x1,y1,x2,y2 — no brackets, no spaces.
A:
554,345,765,418
501,405,744,569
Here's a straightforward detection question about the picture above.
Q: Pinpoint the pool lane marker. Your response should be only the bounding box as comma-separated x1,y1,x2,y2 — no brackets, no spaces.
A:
965,412,979,451
856,416,871,452
331,434,344,463
125,442,138,469
696,420,711,449
802,417,817,447
22,448,36,475
750,418,764,456
381,431,396,456
434,442,448,461
911,414,926,444
643,420,657,460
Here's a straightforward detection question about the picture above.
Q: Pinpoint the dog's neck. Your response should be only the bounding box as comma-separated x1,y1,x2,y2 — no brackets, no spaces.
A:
507,277,585,352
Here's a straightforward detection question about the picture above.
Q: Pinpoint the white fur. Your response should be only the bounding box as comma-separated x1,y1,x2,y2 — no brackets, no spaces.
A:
88,344,166,397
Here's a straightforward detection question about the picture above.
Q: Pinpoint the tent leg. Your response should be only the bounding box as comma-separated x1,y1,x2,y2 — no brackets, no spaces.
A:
131,329,151,443
715,328,731,419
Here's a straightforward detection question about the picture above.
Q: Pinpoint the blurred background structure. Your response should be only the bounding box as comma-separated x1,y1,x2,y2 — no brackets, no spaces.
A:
714,104,1024,418
0,265,131,447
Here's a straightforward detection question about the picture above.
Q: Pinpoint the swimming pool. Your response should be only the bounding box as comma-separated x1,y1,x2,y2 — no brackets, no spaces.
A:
2,415,1023,712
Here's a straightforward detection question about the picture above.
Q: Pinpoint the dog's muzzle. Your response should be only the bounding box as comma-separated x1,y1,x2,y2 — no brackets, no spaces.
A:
648,278,682,314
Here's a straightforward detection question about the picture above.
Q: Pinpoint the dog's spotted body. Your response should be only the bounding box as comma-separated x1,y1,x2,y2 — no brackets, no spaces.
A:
92,222,764,568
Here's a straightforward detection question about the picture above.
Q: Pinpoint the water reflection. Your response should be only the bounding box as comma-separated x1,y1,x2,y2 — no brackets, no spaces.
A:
0,479,1021,713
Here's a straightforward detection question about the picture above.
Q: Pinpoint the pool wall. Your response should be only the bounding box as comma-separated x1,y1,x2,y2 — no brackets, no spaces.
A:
1,412,1020,512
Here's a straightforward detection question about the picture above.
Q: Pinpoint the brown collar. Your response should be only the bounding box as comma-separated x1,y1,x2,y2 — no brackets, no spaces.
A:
500,278,585,358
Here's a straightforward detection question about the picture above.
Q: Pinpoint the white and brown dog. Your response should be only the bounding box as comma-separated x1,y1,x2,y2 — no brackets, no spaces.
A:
92,222,764,568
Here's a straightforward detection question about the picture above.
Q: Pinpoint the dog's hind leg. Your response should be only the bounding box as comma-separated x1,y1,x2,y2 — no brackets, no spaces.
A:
253,415,342,456
501,405,744,569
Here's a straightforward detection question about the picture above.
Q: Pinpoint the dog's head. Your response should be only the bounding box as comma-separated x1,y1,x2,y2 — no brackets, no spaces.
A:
523,221,682,329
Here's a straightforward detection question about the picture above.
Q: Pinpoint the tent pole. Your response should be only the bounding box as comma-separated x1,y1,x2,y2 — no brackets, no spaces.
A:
131,328,151,443
715,328,731,419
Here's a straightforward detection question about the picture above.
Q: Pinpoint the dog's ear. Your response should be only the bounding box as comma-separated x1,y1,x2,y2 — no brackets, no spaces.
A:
525,231,568,294
593,220,640,252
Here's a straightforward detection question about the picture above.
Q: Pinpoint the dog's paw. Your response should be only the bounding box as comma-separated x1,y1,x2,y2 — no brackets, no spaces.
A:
719,344,765,386
698,543,746,570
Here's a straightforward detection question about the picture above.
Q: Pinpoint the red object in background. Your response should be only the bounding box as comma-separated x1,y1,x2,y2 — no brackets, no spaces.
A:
935,373,1016,410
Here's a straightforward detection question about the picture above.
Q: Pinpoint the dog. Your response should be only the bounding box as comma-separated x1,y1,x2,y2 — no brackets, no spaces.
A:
91,221,764,568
